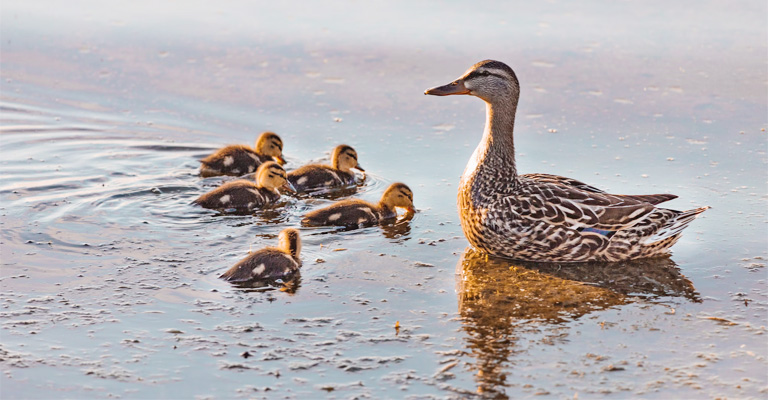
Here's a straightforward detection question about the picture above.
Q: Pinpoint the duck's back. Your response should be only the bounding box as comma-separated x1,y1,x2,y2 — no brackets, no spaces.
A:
287,164,354,192
220,248,300,282
200,145,270,177
194,180,279,210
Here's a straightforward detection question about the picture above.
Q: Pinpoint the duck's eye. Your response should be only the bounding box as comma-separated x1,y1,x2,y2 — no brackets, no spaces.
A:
398,194,404,198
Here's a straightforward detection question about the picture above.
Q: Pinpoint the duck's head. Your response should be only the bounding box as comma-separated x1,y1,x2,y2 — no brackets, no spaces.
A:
278,228,301,260
255,131,286,164
424,60,520,104
380,182,415,213
331,144,365,174
255,161,296,193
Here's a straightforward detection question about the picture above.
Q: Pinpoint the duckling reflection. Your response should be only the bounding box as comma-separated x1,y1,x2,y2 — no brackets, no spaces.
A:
455,248,699,398
228,275,302,294
380,216,413,240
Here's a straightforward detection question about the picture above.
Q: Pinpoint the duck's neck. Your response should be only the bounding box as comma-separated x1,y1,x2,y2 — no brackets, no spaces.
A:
463,98,518,182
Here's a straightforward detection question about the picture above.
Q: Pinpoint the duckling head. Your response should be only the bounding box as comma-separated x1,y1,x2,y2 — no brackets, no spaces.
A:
255,161,296,193
255,131,286,164
278,228,302,260
424,60,520,104
331,144,365,174
380,182,415,213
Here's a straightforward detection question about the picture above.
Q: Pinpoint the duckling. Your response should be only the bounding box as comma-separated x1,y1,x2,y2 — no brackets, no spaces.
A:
219,228,301,283
287,144,365,192
425,60,708,262
200,131,285,177
301,182,414,227
194,161,295,210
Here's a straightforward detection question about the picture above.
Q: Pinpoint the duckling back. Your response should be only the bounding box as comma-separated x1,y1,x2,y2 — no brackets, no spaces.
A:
220,248,300,282
193,180,279,210
287,165,355,192
301,199,382,227
200,145,271,177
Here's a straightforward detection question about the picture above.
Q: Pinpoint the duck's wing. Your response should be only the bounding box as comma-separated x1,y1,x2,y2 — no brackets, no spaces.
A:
522,173,677,205
521,173,606,193
496,178,669,232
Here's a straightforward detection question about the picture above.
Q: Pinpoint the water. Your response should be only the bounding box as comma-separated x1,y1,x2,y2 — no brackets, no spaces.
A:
1,1,766,398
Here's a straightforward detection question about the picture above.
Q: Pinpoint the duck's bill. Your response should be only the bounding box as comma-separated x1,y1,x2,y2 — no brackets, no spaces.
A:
424,80,469,96
354,164,365,172
404,206,416,214
282,181,297,193
274,155,287,165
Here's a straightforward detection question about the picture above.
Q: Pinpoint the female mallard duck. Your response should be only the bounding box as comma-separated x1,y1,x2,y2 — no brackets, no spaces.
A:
287,144,365,192
220,228,301,282
301,182,414,227
194,161,295,210
200,131,285,177
425,60,708,262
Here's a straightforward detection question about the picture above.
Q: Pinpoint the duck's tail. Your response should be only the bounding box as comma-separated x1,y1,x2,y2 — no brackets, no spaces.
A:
644,206,710,245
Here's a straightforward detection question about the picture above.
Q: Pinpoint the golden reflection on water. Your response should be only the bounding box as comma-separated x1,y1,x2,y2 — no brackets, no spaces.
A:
455,248,699,398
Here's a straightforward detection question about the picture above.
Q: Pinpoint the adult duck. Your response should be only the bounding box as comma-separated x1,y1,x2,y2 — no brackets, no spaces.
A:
425,60,708,262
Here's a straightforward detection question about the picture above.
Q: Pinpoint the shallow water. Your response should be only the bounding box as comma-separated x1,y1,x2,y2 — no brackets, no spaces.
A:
1,1,767,398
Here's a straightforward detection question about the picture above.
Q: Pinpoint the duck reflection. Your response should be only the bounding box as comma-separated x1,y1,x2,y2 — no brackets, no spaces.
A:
455,248,699,398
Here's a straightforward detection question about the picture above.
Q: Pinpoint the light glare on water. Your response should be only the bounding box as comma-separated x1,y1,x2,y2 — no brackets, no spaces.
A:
1,1,766,399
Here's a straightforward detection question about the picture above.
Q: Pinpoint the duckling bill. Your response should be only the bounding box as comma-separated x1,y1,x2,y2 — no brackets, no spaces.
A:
200,131,285,177
220,228,301,283
288,144,365,192
194,161,295,210
301,182,414,227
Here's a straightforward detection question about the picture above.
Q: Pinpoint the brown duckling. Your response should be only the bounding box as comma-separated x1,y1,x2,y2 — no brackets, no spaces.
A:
287,144,365,192
220,228,302,283
194,161,295,210
200,131,285,177
301,182,414,227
